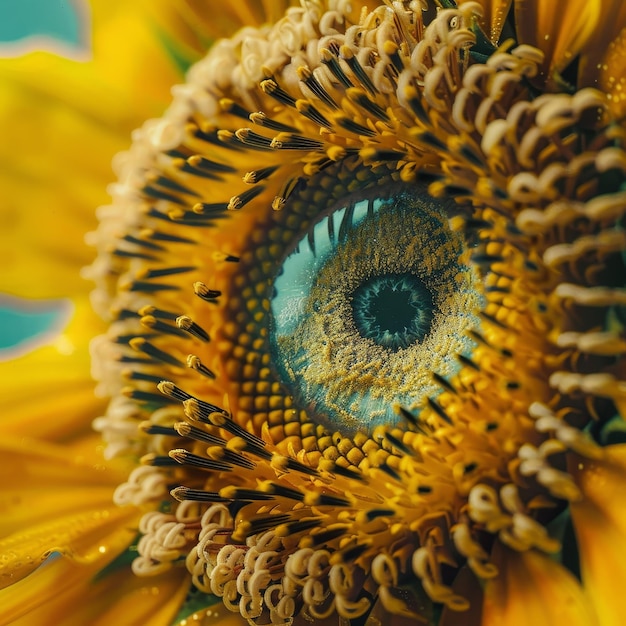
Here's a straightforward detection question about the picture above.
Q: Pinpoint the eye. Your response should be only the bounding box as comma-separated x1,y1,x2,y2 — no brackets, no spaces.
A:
270,186,483,433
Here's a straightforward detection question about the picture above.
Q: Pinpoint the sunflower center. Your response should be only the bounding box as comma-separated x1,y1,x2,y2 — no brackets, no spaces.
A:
85,1,625,624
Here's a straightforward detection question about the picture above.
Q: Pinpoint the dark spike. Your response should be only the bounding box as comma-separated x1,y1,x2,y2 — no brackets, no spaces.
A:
479,311,510,330
144,265,196,279
284,457,320,477
130,338,184,367
142,454,180,467
261,482,305,501
338,202,355,242
432,372,458,395
171,486,230,503
151,175,200,197
142,186,186,205
271,133,324,151
243,514,291,536
457,353,481,371
366,508,396,521
116,332,157,345
336,116,377,137
220,98,252,120
140,316,190,338
320,47,353,88
317,493,351,507
118,356,156,366
176,315,211,342
113,249,159,261
190,202,229,215
123,234,165,251
243,165,280,184
285,518,322,535
235,128,275,150
176,160,222,180
249,111,299,133
295,100,333,129
406,92,432,126
413,130,448,151
169,449,233,471
384,432,415,457
398,406,430,435
324,462,366,482
427,396,453,425
347,88,390,122
123,370,164,384
224,488,275,501
187,155,237,173
309,526,349,546
140,423,179,437
340,46,377,95
174,422,226,447
115,308,141,320
125,388,177,404
186,354,217,379
468,329,491,347
383,41,405,73
298,65,338,109
138,305,179,321
129,281,180,293
460,144,485,167
260,79,297,107
192,126,245,151
377,463,402,481
338,542,370,563
193,281,221,304
229,185,266,210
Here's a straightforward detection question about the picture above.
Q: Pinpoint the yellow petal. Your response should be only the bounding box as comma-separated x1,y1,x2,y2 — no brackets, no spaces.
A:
482,544,599,626
0,297,104,442
0,83,112,298
570,444,626,626
0,433,136,588
0,501,138,591
598,24,626,119
177,0,297,42
172,604,251,626
0,551,187,626
514,0,601,84
0,0,185,300
576,1,626,91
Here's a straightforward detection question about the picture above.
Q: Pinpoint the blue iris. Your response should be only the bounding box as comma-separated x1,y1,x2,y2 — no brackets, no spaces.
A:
269,190,482,434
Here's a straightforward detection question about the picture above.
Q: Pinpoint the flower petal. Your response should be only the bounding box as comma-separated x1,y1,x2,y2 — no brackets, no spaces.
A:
0,552,187,626
0,434,136,588
0,297,104,442
171,602,250,626
576,0,626,93
0,0,185,300
482,544,599,626
514,0,601,83
570,444,626,626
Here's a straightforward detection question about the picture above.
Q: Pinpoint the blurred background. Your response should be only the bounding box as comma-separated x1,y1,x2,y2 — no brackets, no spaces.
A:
0,0,87,358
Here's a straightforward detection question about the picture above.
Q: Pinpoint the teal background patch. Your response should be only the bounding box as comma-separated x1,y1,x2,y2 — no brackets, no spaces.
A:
0,2,85,350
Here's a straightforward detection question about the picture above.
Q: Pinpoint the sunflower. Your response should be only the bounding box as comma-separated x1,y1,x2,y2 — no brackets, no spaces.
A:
1,1,625,625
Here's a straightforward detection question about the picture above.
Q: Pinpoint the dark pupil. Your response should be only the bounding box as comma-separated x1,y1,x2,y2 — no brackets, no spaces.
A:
351,273,434,351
